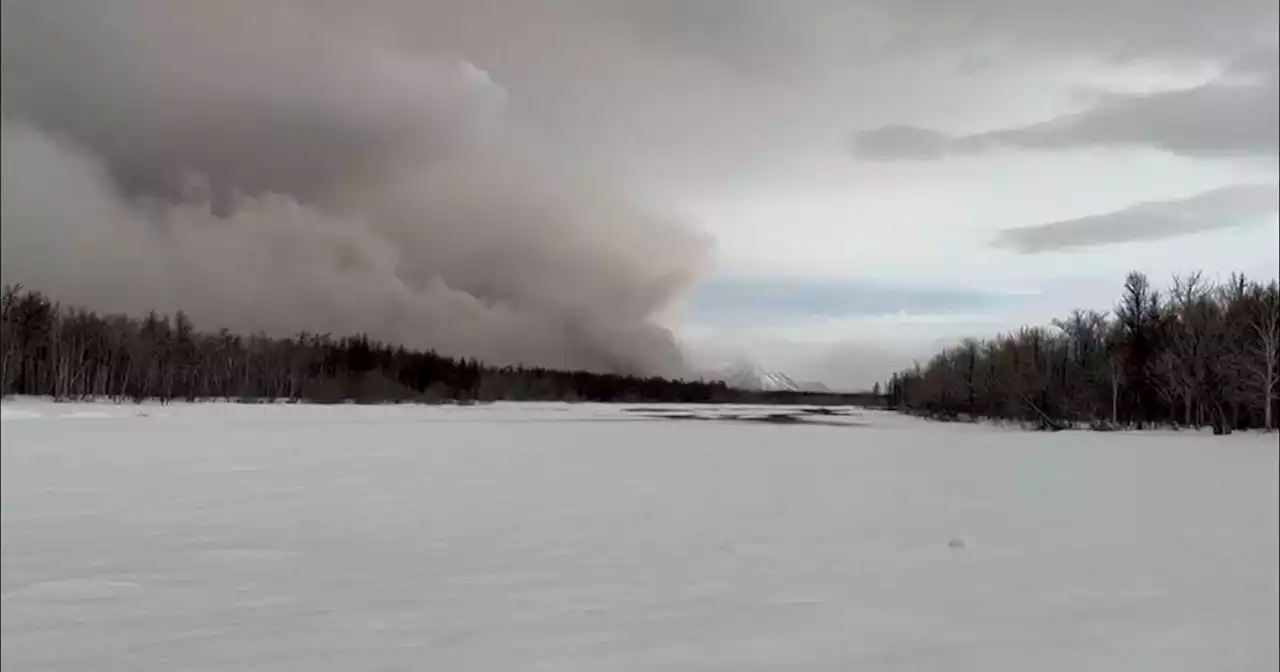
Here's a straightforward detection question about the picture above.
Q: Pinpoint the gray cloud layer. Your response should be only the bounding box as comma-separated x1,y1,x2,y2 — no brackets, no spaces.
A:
610,0,1278,70
3,0,1276,377
992,183,1279,253
852,45,1279,160
0,0,710,377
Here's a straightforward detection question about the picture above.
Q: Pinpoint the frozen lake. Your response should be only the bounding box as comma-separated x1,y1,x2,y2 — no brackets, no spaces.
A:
3,400,1277,671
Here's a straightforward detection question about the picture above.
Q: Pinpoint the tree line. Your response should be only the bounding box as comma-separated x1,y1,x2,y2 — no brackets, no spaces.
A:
0,285,884,407
886,271,1280,434
0,285,743,404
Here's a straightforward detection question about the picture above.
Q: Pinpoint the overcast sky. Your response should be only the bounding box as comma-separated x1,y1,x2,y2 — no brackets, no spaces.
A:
630,0,1280,386
3,0,1278,388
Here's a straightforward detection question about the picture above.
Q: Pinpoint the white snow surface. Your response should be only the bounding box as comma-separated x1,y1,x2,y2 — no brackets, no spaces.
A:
3,399,1277,671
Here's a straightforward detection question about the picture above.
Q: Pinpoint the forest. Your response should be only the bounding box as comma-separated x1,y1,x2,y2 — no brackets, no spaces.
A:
0,285,726,404
7,272,1277,430
0,285,878,407
886,271,1280,434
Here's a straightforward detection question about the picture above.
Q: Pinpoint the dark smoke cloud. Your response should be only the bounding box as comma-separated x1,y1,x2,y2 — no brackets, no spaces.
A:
0,0,710,377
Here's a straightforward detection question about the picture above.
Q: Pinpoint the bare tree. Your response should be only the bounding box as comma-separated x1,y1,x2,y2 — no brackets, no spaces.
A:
1243,281,1280,430
891,270,1278,433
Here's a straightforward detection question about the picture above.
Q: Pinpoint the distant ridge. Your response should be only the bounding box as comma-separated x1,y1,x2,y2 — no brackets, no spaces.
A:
709,359,829,393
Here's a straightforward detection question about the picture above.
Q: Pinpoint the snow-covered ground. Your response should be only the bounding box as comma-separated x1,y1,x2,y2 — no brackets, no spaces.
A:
3,400,1277,671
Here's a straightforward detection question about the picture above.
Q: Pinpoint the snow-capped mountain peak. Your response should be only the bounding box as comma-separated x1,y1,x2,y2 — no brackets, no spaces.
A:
710,359,803,392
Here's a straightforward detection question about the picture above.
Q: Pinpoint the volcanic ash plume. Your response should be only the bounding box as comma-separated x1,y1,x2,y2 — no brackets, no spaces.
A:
0,0,710,377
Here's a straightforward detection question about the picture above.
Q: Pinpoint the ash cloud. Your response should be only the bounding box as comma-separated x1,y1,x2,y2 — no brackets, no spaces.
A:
0,0,710,377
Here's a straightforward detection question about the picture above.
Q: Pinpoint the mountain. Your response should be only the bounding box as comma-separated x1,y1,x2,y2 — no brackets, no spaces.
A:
795,380,833,393
709,359,806,392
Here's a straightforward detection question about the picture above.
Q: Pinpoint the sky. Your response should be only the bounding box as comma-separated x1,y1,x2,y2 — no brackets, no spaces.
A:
2,0,1278,389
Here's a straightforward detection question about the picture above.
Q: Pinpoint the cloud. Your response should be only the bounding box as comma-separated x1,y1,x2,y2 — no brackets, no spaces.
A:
0,1,711,377
606,0,1278,70
2,0,1276,380
992,183,1280,253
852,46,1279,160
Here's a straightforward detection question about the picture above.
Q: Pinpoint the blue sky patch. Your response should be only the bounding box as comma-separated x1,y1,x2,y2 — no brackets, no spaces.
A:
688,277,1021,321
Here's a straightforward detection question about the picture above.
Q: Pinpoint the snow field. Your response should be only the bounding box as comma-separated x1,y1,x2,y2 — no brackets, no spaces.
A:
3,400,1277,670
